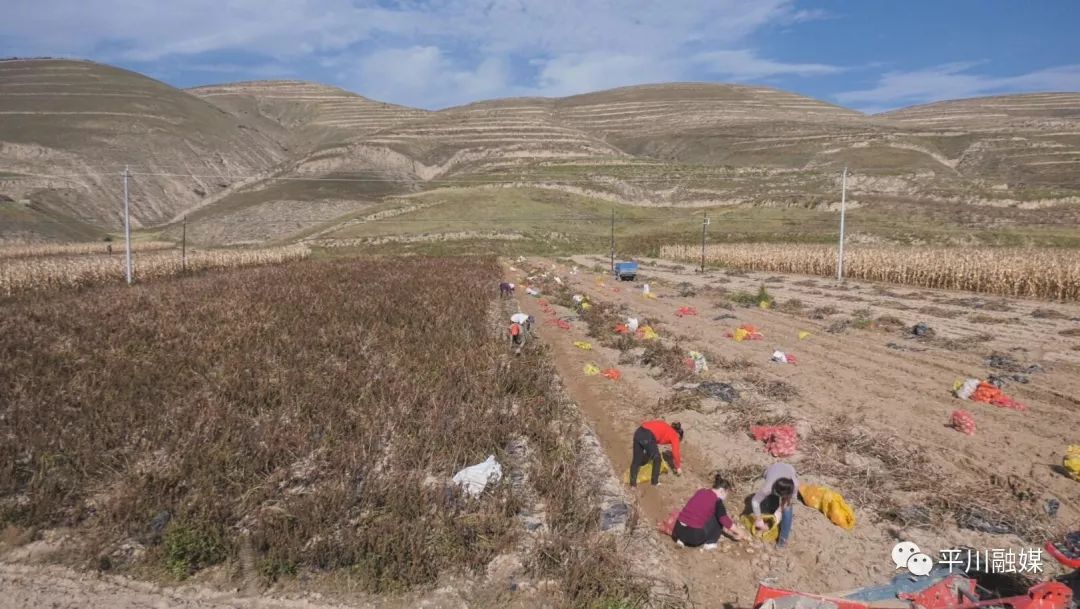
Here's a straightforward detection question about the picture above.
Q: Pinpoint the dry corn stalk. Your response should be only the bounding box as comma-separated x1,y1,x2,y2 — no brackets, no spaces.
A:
0,240,174,259
659,243,1080,301
1,244,310,296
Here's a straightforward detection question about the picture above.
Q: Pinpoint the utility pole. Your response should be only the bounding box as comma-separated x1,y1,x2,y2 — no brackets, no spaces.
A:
609,207,615,271
837,166,847,281
700,211,709,273
123,165,132,285
181,216,187,273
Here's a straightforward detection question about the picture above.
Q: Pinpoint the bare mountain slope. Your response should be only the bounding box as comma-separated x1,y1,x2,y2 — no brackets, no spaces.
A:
879,93,1080,189
554,83,961,173
188,81,429,153
0,59,288,240
186,81,1080,245
5,60,1080,246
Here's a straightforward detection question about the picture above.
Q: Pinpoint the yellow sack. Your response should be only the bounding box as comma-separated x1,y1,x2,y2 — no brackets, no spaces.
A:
1065,445,1080,481
580,301,592,310
583,363,600,376
644,292,657,300
759,300,771,310
574,341,593,350
740,514,779,543
734,328,749,342
623,459,671,485
800,484,826,508
798,331,811,340
800,484,856,530
638,326,659,340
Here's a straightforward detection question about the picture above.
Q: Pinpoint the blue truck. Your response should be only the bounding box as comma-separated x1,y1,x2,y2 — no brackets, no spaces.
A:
613,261,639,281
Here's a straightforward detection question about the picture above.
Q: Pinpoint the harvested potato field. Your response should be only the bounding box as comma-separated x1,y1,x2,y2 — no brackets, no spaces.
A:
504,255,1079,608
0,257,661,609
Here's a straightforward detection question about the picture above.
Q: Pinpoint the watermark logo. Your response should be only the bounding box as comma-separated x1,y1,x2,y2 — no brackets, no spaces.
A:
891,542,933,575
890,542,1044,576
939,548,1043,574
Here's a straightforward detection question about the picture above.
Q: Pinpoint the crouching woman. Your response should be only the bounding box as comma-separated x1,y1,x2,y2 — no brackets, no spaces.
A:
673,473,747,549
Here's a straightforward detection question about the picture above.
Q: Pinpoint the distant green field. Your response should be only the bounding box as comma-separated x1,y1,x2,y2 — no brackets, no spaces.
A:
311,186,1080,255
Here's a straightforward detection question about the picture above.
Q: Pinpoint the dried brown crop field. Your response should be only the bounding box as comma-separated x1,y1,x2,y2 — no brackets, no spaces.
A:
0,240,174,259
0,244,311,295
0,257,653,608
660,243,1080,301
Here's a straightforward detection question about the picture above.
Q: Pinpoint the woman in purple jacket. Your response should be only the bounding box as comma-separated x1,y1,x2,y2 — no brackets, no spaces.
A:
672,473,747,549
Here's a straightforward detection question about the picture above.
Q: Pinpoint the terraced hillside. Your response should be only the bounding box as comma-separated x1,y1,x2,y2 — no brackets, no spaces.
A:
355,98,625,175
557,83,873,164
4,59,1080,247
880,93,1080,191
188,81,429,152
0,59,288,240
167,82,1080,245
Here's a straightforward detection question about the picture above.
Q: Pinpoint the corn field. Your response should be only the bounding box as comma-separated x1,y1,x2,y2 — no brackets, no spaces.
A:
0,240,174,259
659,243,1080,301
1,244,311,295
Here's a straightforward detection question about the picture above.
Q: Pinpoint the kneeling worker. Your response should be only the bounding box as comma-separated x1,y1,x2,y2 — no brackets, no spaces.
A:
673,473,747,549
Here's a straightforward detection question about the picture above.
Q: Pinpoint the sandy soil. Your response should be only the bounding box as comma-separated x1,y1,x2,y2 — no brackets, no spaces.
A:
504,255,1080,608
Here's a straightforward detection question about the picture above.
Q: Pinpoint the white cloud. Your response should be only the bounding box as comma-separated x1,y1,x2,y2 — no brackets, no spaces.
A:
351,46,511,109
3,0,424,62
531,53,678,98
836,63,1080,111
1,0,844,107
2,0,797,62
694,49,843,79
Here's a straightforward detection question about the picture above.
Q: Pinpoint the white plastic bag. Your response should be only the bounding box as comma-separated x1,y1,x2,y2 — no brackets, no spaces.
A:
526,287,540,297
642,284,650,294
689,350,707,374
452,455,502,497
572,294,584,303
627,317,639,333
771,350,788,363
956,378,980,401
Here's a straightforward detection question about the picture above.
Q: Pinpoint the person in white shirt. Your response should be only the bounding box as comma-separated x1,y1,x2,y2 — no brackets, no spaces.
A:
510,312,532,327
750,462,798,548
509,313,534,346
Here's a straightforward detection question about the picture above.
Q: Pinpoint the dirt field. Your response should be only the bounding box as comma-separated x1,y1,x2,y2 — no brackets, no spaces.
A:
2,254,1076,609
505,255,1080,608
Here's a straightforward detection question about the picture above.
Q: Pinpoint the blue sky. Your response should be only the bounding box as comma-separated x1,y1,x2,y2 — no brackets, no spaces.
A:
3,0,1078,112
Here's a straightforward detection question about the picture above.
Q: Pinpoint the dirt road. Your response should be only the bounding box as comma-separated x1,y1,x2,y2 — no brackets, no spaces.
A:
505,255,1079,607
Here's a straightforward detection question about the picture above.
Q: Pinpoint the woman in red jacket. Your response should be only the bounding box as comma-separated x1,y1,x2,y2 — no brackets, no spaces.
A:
673,473,747,549
629,420,683,487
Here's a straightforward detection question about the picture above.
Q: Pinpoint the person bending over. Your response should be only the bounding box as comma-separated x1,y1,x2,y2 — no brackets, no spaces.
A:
629,420,683,487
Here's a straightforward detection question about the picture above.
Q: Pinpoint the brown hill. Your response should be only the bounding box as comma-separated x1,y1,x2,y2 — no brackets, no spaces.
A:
879,93,1080,189
168,82,1080,245
0,59,288,240
4,60,1079,246
187,80,429,153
